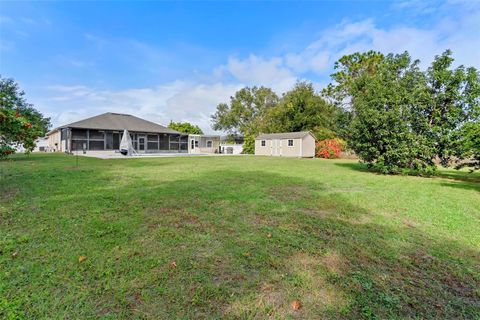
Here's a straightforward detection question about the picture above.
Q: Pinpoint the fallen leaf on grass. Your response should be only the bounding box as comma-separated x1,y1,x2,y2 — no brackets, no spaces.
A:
170,261,177,268
78,255,87,263
267,233,272,238
243,252,251,257
12,251,18,258
291,299,302,310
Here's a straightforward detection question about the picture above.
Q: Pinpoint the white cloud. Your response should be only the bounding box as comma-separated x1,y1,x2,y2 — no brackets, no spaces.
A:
215,55,297,92
31,1,480,135
40,81,240,134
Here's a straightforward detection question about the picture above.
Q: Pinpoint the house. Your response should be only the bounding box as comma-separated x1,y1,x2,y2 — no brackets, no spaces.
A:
255,132,316,157
33,137,51,152
220,134,244,154
189,134,220,154
46,112,219,156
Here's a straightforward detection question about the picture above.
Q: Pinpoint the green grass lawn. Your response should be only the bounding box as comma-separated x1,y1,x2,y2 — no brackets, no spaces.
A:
1,154,479,319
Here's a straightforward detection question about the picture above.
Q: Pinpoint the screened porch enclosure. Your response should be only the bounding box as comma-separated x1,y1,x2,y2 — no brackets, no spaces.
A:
67,128,188,153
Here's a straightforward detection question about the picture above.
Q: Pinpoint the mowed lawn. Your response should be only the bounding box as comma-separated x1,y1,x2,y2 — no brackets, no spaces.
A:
1,154,479,319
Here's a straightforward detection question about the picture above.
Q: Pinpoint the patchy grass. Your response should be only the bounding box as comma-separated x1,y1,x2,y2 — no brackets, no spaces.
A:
0,153,479,319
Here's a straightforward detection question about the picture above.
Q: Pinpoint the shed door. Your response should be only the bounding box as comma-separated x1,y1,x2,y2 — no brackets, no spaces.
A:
271,139,281,156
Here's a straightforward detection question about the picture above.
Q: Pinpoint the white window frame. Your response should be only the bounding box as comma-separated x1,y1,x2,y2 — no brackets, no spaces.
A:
288,139,294,147
206,140,213,148
261,140,266,146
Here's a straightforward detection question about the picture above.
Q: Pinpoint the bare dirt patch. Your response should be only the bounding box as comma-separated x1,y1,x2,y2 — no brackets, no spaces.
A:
320,251,346,274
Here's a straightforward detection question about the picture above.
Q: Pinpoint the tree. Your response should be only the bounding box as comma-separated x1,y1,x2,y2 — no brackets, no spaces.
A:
327,50,480,173
168,121,204,135
211,86,279,153
420,51,480,167
265,81,340,140
0,77,50,158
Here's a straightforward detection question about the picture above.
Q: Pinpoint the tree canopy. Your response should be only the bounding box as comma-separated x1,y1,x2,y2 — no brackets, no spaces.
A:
326,50,480,173
168,121,204,135
211,86,278,153
0,77,51,158
211,84,342,153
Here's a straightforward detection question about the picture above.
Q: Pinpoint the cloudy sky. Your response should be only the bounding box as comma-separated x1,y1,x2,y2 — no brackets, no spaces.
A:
1,0,479,133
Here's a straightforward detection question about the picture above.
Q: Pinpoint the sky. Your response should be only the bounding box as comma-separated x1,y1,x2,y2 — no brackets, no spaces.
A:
1,0,479,133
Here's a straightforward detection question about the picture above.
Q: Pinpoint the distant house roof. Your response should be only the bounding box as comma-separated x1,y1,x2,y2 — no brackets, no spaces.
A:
256,131,315,140
52,112,180,134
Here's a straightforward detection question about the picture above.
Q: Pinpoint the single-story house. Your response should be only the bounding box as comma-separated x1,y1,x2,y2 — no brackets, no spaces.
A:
189,134,220,154
255,131,316,157
46,112,219,156
33,137,51,152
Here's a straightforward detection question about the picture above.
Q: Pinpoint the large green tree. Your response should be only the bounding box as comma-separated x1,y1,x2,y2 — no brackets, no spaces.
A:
266,81,341,140
211,86,279,153
0,77,51,158
327,50,480,173
168,121,204,135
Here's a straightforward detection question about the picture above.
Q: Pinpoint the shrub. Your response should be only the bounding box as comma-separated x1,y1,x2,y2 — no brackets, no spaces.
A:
316,138,344,159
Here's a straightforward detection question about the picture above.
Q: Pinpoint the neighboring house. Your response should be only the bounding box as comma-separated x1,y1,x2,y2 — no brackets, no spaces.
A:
220,134,244,154
46,112,219,156
33,137,50,152
255,132,316,157
189,134,220,154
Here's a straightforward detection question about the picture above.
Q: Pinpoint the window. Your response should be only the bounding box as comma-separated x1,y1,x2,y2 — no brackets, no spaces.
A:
261,140,266,146
288,139,294,146
206,140,213,148
195,141,199,147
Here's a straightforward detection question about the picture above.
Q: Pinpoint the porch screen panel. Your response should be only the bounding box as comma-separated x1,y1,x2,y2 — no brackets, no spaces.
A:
147,134,159,150
89,130,105,150
169,134,180,150
89,140,104,150
180,135,188,150
71,129,87,151
159,134,169,150
106,132,114,150
113,133,120,149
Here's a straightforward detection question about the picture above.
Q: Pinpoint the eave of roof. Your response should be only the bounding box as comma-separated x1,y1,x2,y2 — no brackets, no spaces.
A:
48,112,181,135
256,131,315,140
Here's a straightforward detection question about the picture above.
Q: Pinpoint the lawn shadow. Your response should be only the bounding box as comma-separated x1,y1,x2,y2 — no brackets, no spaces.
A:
334,161,372,173
2,158,479,319
334,161,479,192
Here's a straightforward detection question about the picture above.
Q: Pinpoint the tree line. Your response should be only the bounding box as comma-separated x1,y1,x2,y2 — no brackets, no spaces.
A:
211,50,479,173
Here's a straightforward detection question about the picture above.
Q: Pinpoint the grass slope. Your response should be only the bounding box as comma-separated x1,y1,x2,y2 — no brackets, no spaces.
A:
1,154,479,319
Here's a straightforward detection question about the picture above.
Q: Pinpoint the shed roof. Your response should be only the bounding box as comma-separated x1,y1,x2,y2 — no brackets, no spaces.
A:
54,112,180,134
256,131,315,140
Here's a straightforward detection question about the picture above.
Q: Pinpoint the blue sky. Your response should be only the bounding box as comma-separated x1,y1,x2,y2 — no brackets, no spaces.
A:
1,0,479,133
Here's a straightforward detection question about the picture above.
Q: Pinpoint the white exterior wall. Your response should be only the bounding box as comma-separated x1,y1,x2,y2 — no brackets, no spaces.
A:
255,133,316,157
188,135,220,154
47,131,62,152
301,135,316,157
220,144,243,154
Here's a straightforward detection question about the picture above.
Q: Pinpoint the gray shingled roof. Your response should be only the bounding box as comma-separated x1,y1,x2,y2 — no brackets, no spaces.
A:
58,112,180,134
256,131,314,140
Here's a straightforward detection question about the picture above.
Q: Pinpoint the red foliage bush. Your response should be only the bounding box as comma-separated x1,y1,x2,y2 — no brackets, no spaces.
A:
316,139,344,159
